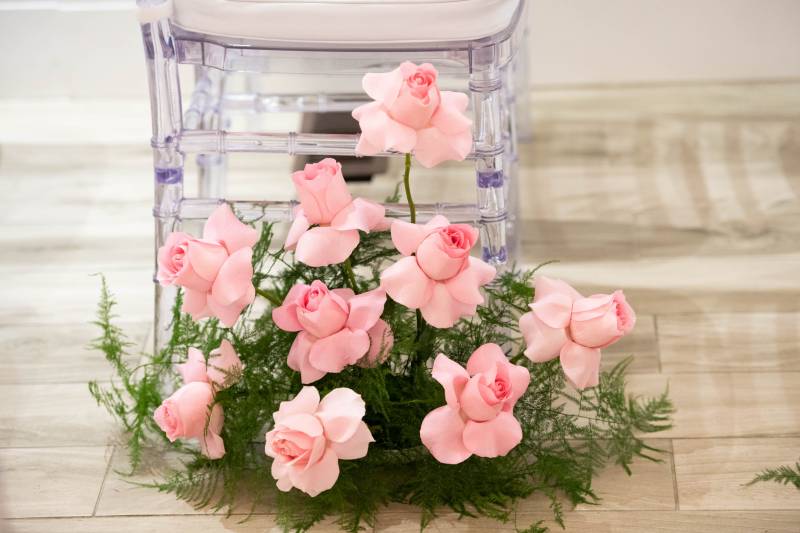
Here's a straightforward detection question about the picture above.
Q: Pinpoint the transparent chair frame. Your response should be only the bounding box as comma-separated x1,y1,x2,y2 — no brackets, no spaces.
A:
137,0,528,352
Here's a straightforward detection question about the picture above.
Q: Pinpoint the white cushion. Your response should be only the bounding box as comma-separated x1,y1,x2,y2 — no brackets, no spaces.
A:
171,0,521,44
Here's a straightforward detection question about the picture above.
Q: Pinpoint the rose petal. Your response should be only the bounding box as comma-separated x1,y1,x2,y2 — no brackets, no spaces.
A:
177,347,209,385
354,106,417,154
504,363,531,410
330,421,374,460
559,340,602,390
288,447,340,497
316,388,366,443
346,288,386,331
390,216,448,256
181,288,209,320
206,285,254,327
287,332,328,384
270,459,292,492
184,240,228,284
430,91,472,134
308,328,370,373
431,353,469,409
534,276,583,303
462,412,522,458
364,319,394,365
419,405,471,464
413,126,472,168
211,248,254,307
199,429,225,460
520,311,568,363
271,284,309,332
275,386,321,423
380,256,435,309
444,260,494,306
202,203,259,255
330,198,386,233
572,293,616,321
420,282,475,328
361,66,404,107
465,343,506,376
285,209,311,251
294,227,360,267
531,292,573,329
206,339,243,388
278,413,324,438
460,375,502,422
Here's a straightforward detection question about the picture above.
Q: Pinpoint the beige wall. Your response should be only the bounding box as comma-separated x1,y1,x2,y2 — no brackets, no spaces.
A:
0,0,798,97
527,0,800,86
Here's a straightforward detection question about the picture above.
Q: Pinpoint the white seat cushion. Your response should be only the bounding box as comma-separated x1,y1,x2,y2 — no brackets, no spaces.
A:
171,0,521,44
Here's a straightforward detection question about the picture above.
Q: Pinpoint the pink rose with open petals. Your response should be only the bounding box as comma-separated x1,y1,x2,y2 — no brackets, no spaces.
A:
380,215,495,328
420,344,530,464
571,291,636,348
352,62,472,168
265,386,374,496
177,339,244,389
273,282,392,383
157,204,259,327
519,276,636,390
285,158,387,267
154,381,225,459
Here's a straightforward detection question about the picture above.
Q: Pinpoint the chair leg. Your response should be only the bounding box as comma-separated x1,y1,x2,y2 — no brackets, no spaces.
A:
470,70,508,271
141,14,185,354
196,67,227,199
501,61,521,263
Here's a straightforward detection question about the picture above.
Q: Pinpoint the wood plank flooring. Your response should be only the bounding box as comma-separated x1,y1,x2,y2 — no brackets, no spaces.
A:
1,82,799,532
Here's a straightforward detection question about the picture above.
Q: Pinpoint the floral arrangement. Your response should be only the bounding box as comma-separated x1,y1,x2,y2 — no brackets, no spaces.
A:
90,62,672,532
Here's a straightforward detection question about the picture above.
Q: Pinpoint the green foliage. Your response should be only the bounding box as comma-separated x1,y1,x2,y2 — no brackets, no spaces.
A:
749,461,800,489
90,223,673,533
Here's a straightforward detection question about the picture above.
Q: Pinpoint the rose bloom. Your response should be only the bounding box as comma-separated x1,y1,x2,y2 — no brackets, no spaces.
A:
153,381,225,459
570,290,636,348
177,339,244,389
157,204,259,327
352,61,473,168
272,281,392,383
519,276,636,390
380,215,495,328
285,158,387,267
420,344,530,464
265,386,374,496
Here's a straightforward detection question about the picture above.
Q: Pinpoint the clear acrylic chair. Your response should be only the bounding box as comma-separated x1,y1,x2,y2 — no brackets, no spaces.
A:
136,0,529,351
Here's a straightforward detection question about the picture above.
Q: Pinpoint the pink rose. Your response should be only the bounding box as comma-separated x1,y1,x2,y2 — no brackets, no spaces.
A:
153,381,225,459
380,215,495,328
420,344,530,464
265,386,374,496
157,204,259,327
156,232,227,292
285,158,386,267
570,291,636,348
177,339,244,389
519,276,636,390
272,282,392,383
352,62,473,168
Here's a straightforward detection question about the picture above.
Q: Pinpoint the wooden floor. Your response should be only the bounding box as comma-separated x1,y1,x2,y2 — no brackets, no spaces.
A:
1,82,799,532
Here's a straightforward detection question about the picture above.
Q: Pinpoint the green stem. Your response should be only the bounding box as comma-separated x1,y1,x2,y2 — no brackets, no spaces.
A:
256,288,282,307
402,152,428,360
342,258,358,291
402,153,415,223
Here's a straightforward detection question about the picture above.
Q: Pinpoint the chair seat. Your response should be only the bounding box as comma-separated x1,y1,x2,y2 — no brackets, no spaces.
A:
171,0,521,44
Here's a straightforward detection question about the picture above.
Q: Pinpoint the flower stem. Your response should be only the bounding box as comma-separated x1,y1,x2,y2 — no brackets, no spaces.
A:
343,258,358,291
402,153,415,223
402,152,428,359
